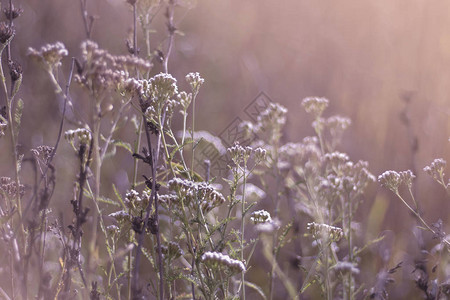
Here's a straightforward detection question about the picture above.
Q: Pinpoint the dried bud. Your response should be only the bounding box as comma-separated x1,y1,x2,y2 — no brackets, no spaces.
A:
0,22,14,45
3,6,23,20
8,60,22,82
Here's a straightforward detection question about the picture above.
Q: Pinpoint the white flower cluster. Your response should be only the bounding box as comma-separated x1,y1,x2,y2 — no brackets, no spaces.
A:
27,42,68,70
301,97,329,117
378,170,401,192
64,128,92,146
201,251,245,273
307,222,343,242
76,40,152,95
424,158,446,181
149,73,178,103
227,142,267,165
185,72,204,94
257,103,288,130
250,210,272,224
167,178,225,212
333,261,360,275
108,210,130,222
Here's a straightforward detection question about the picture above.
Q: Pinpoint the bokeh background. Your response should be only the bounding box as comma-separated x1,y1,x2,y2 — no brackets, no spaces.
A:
1,0,449,298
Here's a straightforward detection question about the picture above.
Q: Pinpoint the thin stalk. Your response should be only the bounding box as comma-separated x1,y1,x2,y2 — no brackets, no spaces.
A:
240,163,247,300
0,49,21,219
395,192,450,249
163,0,175,73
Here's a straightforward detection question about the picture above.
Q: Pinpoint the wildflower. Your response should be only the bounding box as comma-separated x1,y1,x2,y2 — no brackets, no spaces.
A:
423,158,446,181
227,142,252,165
256,102,288,130
31,145,54,166
399,170,415,188
324,151,349,166
378,170,401,193
201,251,246,273
307,222,343,242
185,72,204,94
326,115,351,132
160,241,184,260
0,177,25,198
250,210,272,224
333,261,360,275
254,147,267,161
167,178,225,212
106,225,119,234
64,128,92,146
150,73,178,104
125,189,141,207
301,97,329,117
108,210,130,222
27,42,68,71
177,91,192,111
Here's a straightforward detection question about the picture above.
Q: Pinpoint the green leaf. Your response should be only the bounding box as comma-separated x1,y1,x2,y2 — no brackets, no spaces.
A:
113,140,132,154
98,196,121,207
113,184,127,210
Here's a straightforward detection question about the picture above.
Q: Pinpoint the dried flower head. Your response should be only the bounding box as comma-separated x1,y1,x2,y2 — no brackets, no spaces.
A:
256,102,288,131
0,177,25,199
423,158,446,182
333,261,360,275
149,73,178,103
227,142,253,165
399,170,415,188
177,91,192,112
302,97,329,117
27,42,68,71
76,40,152,96
185,72,204,94
201,251,245,273
108,210,130,223
307,222,343,242
31,145,54,166
167,178,226,212
250,210,272,224
254,147,267,161
378,170,401,193
64,128,92,147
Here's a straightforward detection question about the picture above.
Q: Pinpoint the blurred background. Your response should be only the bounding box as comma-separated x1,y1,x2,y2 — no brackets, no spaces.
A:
1,0,449,298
